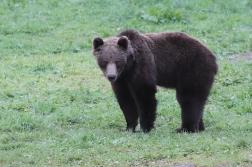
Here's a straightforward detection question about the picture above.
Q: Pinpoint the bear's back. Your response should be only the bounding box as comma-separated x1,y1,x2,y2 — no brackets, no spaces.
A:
145,32,217,88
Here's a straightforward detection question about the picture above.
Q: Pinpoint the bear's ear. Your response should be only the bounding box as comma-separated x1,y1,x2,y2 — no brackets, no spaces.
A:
93,37,104,49
117,36,128,49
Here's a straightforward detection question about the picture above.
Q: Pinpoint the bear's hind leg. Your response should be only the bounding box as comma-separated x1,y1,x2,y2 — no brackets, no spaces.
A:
112,80,139,132
176,92,207,133
199,117,205,131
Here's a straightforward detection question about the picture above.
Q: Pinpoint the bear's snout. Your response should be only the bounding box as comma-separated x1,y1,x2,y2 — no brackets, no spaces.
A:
106,63,117,82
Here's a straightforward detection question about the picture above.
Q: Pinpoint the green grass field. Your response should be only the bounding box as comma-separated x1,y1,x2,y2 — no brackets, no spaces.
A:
0,0,252,166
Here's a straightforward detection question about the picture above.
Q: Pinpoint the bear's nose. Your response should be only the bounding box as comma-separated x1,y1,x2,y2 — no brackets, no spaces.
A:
107,74,116,82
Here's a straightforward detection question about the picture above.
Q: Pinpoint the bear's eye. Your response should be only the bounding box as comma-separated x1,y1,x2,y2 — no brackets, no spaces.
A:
115,60,121,66
102,61,108,66
98,61,108,68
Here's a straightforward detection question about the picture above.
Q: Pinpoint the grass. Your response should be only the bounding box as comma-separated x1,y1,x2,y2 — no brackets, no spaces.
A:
0,0,251,166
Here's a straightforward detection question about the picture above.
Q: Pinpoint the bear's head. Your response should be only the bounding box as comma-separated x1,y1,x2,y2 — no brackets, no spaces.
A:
92,36,134,82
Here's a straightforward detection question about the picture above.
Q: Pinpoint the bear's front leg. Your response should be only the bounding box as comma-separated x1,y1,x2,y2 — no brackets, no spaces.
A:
130,84,157,133
111,80,139,132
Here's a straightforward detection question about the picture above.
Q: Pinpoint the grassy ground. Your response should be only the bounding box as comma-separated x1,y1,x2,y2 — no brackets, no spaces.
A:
0,0,252,166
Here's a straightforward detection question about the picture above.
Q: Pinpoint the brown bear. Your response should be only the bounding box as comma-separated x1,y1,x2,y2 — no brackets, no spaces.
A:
92,29,218,133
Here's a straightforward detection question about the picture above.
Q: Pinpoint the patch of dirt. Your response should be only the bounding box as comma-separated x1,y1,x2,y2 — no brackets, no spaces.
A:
215,165,229,167
229,52,252,61
132,160,195,167
172,163,195,167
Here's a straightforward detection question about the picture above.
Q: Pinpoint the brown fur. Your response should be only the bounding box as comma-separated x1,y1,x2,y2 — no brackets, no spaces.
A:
92,29,218,133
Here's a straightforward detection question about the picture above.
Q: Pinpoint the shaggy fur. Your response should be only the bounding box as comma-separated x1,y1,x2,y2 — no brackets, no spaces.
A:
92,29,218,133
